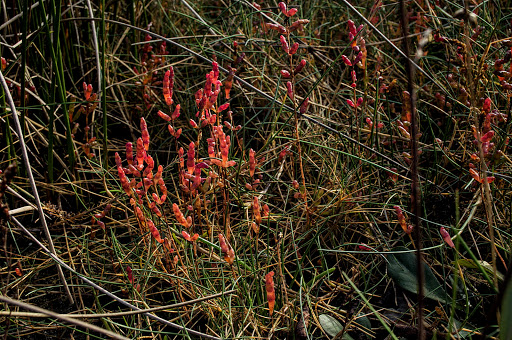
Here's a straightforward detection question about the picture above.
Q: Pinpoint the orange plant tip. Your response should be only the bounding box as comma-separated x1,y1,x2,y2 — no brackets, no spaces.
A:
265,271,276,316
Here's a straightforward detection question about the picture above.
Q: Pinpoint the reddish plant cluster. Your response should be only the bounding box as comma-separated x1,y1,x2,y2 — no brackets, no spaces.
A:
219,233,235,265
494,42,512,90
365,117,384,130
115,118,169,244
190,61,231,129
157,67,182,139
68,82,99,159
91,203,111,230
342,19,366,111
265,271,275,316
125,266,141,292
134,33,168,110
264,2,310,110
468,97,507,184
397,91,413,140
394,205,413,235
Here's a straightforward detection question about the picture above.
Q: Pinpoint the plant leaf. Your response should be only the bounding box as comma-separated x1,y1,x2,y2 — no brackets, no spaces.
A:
319,314,343,338
386,247,449,303
501,278,512,340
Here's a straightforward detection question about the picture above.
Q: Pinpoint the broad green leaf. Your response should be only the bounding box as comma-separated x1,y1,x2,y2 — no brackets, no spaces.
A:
319,314,343,337
501,278,512,340
319,314,355,339
386,247,449,303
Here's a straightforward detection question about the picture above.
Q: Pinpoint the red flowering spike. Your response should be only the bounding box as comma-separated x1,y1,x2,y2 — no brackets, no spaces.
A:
182,230,191,241
224,68,235,99
483,97,491,113
294,59,307,74
147,218,164,243
187,142,196,174
249,149,256,177
172,104,181,120
182,231,198,242
280,70,291,78
469,168,482,183
149,201,162,217
262,204,270,217
299,98,309,114
342,55,352,66
219,233,235,265
173,203,192,228
347,99,355,108
83,83,93,101
286,82,293,100
125,143,133,165
266,23,287,34
440,227,455,248
168,125,175,137
280,35,289,54
212,61,220,81
253,196,262,226
175,128,182,139
289,42,299,55
358,244,371,251
163,67,174,106
287,8,297,17
434,33,447,43
289,19,310,32
265,271,275,316
348,20,357,35
143,155,154,178
117,166,132,196
115,152,123,168
393,205,409,234
157,110,171,122
140,118,150,151
481,130,494,143
278,2,287,15
126,266,134,284
218,102,230,112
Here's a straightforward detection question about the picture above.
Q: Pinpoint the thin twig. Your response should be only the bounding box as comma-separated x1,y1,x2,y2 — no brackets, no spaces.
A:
398,1,424,338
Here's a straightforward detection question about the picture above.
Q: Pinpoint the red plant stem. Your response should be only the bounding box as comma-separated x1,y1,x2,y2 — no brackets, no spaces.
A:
399,1,424,339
